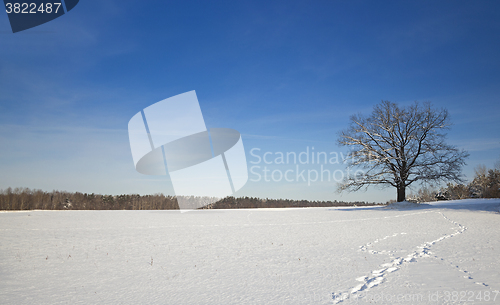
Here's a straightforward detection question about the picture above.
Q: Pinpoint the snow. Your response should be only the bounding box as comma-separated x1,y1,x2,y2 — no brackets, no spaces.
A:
1,199,499,304
385,200,426,209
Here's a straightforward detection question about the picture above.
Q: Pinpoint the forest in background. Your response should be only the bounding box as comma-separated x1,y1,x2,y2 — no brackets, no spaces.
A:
3,163,497,210
0,187,380,211
408,163,500,203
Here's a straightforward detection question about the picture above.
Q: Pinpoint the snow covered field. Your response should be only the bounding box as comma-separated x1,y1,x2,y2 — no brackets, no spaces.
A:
1,199,499,304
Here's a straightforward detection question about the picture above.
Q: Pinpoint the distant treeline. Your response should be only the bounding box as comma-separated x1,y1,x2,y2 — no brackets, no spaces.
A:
407,163,500,203
201,196,376,209
0,187,380,210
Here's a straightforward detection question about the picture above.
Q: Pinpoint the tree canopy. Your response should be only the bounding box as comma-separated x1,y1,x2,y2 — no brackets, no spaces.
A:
337,101,469,202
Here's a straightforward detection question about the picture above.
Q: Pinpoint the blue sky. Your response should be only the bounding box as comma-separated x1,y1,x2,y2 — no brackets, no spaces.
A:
1,0,499,202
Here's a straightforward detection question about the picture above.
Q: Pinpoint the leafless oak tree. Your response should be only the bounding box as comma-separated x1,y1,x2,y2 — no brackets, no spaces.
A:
337,101,469,202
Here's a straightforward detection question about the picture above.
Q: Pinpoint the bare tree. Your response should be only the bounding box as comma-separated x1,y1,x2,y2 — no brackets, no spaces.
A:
337,101,469,202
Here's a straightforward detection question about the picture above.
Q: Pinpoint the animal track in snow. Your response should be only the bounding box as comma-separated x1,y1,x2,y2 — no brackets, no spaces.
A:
424,213,489,287
333,212,473,304
359,232,407,255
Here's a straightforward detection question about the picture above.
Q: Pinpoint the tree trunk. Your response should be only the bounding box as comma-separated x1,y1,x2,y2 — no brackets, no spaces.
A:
397,186,406,202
